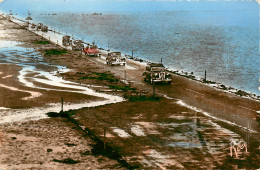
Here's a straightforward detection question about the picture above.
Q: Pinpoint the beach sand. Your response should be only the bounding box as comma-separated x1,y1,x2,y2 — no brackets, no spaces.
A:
0,118,123,169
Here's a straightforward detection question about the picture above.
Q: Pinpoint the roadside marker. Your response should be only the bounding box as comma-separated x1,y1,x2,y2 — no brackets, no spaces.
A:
104,127,106,150
61,97,63,112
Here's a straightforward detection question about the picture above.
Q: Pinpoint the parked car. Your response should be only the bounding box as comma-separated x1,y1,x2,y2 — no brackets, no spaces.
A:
6,15,10,20
72,40,84,51
62,35,72,46
41,25,48,32
83,47,101,57
31,23,36,29
36,23,43,30
142,63,172,84
106,52,126,66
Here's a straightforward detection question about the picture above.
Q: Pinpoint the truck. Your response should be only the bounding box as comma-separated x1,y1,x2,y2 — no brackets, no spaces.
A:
142,63,172,84
62,35,72,46
106,52,126,66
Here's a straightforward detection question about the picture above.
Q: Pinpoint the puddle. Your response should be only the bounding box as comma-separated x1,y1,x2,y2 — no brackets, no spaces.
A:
168,142,201,148
112,128,131,138
142,149,183,169
136,122,160,135
131,125,146,136
144,149,168,159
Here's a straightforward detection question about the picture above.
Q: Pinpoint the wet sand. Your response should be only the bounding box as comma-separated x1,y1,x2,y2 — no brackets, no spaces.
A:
72,99,260,169
0,14,259,169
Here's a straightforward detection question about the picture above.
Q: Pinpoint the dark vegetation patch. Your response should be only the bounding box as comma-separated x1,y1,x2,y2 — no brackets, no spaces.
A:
203,79,216,84
124,94,161,102
65,143,77,147
44,49,68,55
80,72,119,83
220,84,227,90
53,158,79,164
235,90,249,97
47,110,76,118
34,40,50,45
161,118,193,124
81,150,91,155
108,85,136,92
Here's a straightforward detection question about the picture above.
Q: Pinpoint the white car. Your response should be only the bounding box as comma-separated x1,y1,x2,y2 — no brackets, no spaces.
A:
106,52,126,66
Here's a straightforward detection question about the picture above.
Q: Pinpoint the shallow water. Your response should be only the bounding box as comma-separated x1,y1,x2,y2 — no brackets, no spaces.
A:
0,40,123,124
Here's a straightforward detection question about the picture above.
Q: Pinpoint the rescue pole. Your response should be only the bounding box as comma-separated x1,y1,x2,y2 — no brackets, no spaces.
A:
204,70,207,82
104,127,106,150
153,81,155,98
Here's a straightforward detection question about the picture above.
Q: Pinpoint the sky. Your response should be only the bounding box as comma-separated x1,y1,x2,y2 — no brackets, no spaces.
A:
0,0,258,14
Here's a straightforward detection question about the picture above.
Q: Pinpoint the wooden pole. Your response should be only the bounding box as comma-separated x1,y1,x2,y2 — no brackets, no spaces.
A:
153,81,155,98
204,70,207,82
124,70,126,80
61,97,63,112
132,49,133,58
161,58,162,63
247,122,250,149
104,127,106,150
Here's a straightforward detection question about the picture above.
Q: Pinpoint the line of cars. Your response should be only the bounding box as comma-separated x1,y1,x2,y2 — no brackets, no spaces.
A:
25,22,48,32
2,14,172,85
62,37,171,84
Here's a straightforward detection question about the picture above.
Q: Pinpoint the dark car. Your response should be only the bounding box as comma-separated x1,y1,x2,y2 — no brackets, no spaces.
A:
143,63,172,84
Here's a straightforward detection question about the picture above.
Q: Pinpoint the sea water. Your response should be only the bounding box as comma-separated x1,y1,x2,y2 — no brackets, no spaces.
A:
1,1,259,95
